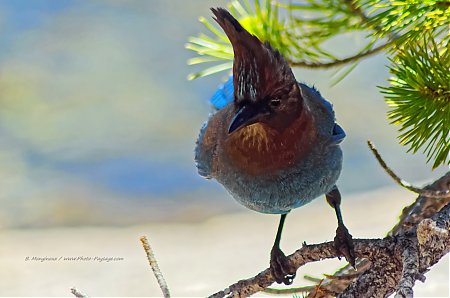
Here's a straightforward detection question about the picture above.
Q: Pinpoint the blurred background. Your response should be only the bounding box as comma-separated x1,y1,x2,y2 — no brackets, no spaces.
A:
0,0,447,296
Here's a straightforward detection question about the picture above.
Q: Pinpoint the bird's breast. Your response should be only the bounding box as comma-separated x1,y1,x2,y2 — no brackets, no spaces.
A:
222,113,316,176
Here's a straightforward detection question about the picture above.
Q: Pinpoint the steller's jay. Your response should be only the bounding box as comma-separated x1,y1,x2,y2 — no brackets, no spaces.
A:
195,8,355,285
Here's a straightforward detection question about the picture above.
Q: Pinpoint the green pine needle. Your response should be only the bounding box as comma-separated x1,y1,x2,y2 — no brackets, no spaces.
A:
367,0,450,46
185,0,340,80
381,37,450,168
187,62,233,80
185,0,291,80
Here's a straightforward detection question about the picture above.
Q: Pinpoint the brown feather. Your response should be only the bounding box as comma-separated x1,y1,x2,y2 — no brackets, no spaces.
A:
211,7,297,104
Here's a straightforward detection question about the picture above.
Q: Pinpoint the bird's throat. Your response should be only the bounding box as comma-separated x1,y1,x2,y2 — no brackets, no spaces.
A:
224,115,316,176
232,123,274,151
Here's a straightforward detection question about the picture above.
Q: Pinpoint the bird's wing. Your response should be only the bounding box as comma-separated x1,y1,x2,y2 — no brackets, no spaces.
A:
320,96,346,145
195,121,215,179
300,83,346,145
210,75,234,110
319,94,346,144
319,95,346,145
195,76,233,178
331,123,346,144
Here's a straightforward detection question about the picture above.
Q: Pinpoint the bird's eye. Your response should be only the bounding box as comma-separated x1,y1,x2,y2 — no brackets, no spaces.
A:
270,98,281,107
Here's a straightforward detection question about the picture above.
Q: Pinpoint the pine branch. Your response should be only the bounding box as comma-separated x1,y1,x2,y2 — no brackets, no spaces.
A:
366,0,450,45
208,239,384,298
263,284,317,294
304,171,450,298
341,201,450,298
381,36,450,168
289,42,390,68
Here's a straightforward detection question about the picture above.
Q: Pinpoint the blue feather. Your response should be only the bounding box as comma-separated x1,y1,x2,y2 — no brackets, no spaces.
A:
210,76,234,110
320,97,334,115
309,86,345,144
310,86,334,115
331,123,346,144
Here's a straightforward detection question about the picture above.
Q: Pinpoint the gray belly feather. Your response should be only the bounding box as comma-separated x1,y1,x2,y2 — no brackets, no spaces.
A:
215,144,342,214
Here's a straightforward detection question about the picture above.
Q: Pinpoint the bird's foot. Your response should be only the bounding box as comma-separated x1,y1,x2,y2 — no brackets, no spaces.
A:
334,224,356,268
270,246,296,285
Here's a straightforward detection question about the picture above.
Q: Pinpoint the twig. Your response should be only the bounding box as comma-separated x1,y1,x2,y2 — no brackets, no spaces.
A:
310,284,341,298
290,42,390,69
367,140,450,199
304,275,323,283
343,0,400,40
264,285,317,294
70,287,89,298
140,236,171,298
312,280,343,298
323,272,362,280
288,0,402,70
343,0,371,23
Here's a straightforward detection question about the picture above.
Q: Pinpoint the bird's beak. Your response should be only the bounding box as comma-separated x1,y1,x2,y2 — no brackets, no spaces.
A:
228,104,261,134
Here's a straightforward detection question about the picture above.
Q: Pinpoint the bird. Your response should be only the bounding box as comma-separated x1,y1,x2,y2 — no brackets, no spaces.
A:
195,7,355,285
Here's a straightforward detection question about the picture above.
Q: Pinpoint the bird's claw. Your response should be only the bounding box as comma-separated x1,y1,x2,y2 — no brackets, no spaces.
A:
270,246,296,285
334,224,356,268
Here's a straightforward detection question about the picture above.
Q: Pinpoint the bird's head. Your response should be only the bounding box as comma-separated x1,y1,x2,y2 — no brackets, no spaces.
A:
211,8,303,134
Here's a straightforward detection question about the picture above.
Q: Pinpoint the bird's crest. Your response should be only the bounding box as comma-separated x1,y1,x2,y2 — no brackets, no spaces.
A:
211,8,296,104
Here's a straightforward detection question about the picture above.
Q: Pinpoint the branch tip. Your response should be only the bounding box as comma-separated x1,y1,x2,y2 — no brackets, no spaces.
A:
70,287,88,298
140,236,171,298
367,140,450,199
